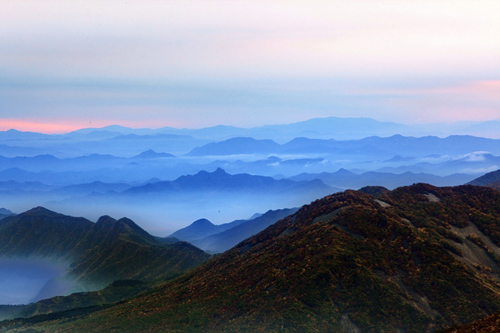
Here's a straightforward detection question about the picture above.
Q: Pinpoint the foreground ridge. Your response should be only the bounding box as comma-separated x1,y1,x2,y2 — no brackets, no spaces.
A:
3,184,500,332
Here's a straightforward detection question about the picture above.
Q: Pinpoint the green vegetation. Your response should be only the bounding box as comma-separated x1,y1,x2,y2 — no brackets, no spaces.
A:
0,208,210,289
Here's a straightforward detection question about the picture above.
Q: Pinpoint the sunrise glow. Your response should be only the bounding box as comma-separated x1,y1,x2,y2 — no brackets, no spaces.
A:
0,0,499,130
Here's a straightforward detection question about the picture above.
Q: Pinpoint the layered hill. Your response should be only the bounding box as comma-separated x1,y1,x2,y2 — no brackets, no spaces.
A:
190,208,298,253
290,169,473,190
186,135,500,157
6,184,500,331
0,208,13,220
123,168,335,195
0,207,210,291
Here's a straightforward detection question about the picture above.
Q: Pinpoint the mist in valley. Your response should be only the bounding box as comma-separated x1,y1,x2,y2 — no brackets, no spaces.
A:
0,118,499,308
0,258,72,305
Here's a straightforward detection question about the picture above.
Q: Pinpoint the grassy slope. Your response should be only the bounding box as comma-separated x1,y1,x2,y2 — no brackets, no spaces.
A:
3,184,500,332
0,209,210,288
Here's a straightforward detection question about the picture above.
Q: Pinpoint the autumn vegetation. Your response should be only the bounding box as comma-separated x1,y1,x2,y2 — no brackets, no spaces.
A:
3,184,500,332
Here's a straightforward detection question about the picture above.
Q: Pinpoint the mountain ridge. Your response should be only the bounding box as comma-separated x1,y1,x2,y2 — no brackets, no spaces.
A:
6,184,500,331
123,168,336,195
0,207,210,293
468,169,500,190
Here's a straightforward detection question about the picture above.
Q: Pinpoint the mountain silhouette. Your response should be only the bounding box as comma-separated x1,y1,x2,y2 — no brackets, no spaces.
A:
187,137,281,156
0,207,209,291
124,168,336,195
169,218,221,241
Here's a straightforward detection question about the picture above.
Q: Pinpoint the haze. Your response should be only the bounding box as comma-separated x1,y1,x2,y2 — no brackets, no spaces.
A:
1,1,499,132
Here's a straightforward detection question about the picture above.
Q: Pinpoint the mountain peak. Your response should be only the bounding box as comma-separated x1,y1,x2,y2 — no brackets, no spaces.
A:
334,168,355,176
192,168,229,178
169,218,218,241
191,218,214,227
96,215,117,225
133,149,175,159
0,208,14,216
213,167,226,174
24,206,59,216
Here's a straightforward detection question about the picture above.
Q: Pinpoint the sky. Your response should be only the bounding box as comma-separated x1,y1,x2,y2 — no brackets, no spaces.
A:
0,0,499,133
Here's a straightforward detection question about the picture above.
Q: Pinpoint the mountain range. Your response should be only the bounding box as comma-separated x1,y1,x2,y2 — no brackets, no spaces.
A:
2,130,499,234
0,207,209,302
40,168,337,234
123,168,335,195
3,117,499,147
4,184,500,331
289,169,474,190
187,135,500,157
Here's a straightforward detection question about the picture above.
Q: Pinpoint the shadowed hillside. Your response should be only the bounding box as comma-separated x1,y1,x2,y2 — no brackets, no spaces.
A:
0,207,210,291
4,184,500,331
441,311,500,332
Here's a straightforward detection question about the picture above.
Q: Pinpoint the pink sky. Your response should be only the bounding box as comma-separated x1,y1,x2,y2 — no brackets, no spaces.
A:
0,1,499,132
0,119,93,134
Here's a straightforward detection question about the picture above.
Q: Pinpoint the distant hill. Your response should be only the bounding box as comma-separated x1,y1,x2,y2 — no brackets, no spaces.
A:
124,168,337,196
0,207,209,292
0,208,13,215
49,181,132,196
187,137,280,156
0,208,14,220
190,208,298,253
66,117,411,142
186,135,500,157
184,116,410,141
5,117,498,144
8,184,500,331
290,169,475,190
468,169,500,190
169,218,222,241
131,149,175,159
169,208,298,253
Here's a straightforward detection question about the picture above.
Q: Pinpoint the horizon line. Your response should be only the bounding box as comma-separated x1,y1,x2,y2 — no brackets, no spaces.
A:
1,116,499,135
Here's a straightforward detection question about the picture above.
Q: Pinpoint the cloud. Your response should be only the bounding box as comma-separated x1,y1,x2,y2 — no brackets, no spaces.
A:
1,1,499,80
0,1,499,129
